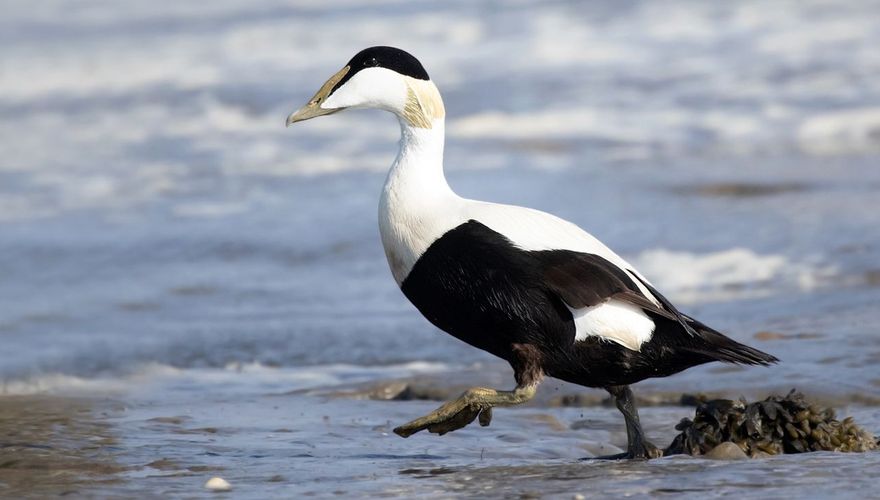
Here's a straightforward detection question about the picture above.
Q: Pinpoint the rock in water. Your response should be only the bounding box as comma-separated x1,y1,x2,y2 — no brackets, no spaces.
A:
703,442,748,460
665,390,878,457
204,477,232,492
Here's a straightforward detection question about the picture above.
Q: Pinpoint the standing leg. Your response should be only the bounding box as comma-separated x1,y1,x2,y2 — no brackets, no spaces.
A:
593,385,662,460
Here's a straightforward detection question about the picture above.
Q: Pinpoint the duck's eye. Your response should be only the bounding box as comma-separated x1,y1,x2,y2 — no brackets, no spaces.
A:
365,57,379,67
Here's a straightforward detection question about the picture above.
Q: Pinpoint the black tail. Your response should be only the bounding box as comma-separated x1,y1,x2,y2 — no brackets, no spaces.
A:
631,275,779,367
683,316,779,366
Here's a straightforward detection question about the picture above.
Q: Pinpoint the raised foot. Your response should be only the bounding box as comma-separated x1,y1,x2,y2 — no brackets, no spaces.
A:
584,442,663,461
393,388,496,438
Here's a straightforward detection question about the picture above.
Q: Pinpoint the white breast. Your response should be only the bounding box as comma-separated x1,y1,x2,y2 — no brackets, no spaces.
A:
378,122,461,284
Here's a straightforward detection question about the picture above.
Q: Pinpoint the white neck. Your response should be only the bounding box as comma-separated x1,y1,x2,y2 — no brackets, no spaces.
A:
379,117,461,284
388,119,453,198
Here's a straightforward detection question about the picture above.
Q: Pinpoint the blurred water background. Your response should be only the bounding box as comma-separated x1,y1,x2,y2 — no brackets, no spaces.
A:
1,0,879,497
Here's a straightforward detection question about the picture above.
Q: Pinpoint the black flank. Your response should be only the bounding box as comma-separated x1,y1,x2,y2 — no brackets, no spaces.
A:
401,220,778,388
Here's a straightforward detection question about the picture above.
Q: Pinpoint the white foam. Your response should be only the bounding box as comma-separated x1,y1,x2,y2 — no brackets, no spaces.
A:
0,363,180,396
0,361,452,397
449,106,784,157
1,0,879,223
797,108,880,155
632,248,836,305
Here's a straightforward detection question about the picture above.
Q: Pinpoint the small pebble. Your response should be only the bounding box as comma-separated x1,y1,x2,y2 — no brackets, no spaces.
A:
573,494,586,500
703,442,748,460
205,477,232,492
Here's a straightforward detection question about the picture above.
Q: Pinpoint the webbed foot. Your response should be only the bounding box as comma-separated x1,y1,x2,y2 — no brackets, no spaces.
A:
393,385,536,438
580,385,663,460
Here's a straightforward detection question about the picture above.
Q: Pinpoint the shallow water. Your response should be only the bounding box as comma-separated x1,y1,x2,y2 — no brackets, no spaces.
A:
2,0,880,497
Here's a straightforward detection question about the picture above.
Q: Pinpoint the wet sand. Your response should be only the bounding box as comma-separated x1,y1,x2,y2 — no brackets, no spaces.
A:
2,372,878,499
0,396,125,498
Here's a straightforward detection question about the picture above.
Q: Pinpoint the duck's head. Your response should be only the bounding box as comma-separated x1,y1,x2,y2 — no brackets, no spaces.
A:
286,46,444,129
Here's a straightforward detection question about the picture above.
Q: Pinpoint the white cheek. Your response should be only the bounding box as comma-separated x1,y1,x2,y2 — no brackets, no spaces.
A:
322,67,407,112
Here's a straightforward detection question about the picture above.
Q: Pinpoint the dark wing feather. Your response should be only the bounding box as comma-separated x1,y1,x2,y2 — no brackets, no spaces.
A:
536,250,677,321
538,250,778,366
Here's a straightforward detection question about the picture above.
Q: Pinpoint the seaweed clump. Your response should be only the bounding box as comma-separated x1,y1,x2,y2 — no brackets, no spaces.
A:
665,390,878,457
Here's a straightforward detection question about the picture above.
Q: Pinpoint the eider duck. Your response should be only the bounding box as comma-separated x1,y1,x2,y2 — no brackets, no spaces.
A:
286,46,778,459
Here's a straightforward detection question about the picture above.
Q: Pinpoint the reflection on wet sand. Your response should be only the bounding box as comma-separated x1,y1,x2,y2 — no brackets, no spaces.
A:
0,396,125,497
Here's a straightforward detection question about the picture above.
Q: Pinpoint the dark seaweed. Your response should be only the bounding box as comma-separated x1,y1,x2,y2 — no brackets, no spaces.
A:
665,390,878,457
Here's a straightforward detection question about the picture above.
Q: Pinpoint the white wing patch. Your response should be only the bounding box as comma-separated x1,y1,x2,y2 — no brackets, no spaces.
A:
568,300,655,352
